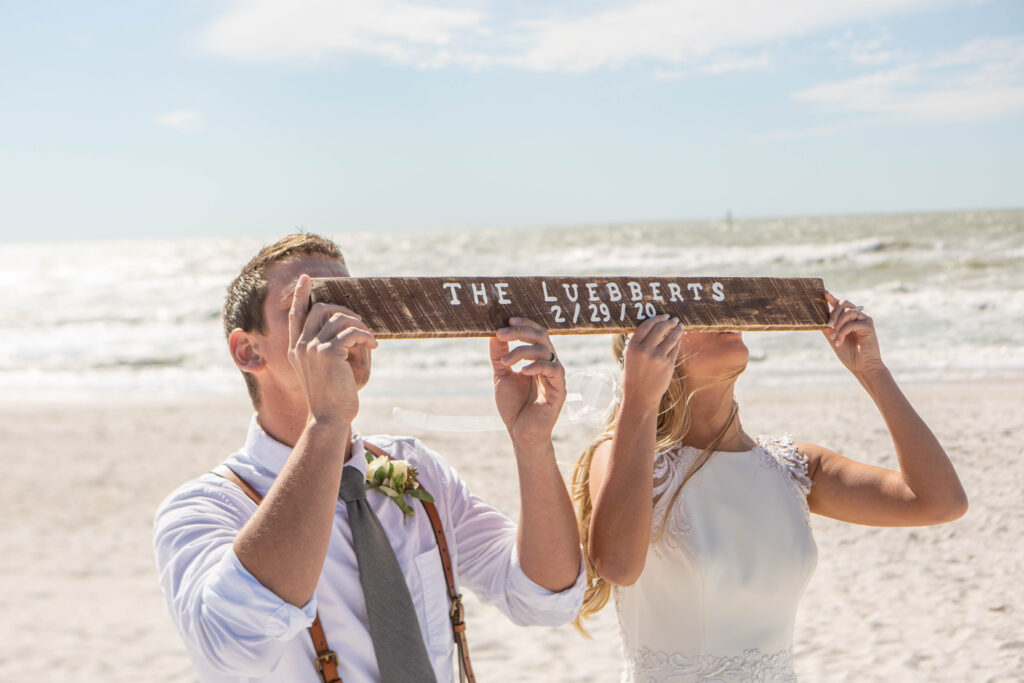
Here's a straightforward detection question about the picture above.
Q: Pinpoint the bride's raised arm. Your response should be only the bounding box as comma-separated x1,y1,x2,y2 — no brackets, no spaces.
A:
803,292,968,526
586,314,684,586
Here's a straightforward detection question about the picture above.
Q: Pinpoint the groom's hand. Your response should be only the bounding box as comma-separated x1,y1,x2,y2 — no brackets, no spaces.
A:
490,318,566,450
288,274,377,424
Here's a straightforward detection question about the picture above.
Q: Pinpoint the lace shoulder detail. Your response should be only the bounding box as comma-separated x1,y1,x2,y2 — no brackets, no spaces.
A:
756,435,812,522
649,443,700,551
624,644,796,682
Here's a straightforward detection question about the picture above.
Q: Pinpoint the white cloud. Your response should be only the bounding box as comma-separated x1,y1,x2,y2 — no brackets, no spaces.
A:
196,0,487,67
154,110,206,134
700,53,773,75
795,35,1024,124
510,0,946,72
192,0,1024,126
195,0,960,73
826,30,904,67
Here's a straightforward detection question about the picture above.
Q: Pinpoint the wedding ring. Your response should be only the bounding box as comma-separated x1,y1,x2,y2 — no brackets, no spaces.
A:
855,304,864,320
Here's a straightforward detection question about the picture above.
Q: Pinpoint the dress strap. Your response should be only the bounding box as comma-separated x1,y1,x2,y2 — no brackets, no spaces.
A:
756,435,812,522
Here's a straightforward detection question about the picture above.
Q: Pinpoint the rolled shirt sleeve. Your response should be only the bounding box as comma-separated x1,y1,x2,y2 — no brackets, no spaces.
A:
154,477,316,676
396,437,585,627
505,541,586,624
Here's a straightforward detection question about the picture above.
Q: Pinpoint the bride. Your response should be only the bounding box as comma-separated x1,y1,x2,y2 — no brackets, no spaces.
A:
571,293,968,682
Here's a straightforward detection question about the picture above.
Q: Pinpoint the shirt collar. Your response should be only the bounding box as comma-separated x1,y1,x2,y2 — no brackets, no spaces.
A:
244,414,368,477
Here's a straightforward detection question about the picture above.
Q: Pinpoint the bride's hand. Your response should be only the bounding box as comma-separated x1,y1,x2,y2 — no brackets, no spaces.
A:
621,314,684,408
824,291,885,376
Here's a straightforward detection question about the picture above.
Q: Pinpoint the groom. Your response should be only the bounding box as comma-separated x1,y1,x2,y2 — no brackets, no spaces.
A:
154,233,583,682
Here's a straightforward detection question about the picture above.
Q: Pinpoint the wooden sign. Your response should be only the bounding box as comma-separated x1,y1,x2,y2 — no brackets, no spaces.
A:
309,276,829,339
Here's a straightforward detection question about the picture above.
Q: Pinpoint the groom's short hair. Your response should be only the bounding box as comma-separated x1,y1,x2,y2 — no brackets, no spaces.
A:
223,232,346,407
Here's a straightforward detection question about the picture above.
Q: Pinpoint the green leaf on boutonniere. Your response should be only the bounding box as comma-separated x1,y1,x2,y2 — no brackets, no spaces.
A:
394,496,415,518
363,454,432,520
407,489,435,503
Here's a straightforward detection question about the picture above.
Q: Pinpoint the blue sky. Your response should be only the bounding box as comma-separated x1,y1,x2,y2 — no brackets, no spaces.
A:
1,0,1022,241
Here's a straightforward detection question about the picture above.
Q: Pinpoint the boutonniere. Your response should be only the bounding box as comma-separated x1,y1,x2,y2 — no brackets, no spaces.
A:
365,453,434,520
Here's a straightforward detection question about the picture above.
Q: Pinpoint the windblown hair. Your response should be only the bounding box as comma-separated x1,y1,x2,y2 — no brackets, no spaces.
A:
223,232,346,408
570,333,742,636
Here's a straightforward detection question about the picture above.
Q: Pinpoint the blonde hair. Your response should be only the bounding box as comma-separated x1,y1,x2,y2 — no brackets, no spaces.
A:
570,333,742,636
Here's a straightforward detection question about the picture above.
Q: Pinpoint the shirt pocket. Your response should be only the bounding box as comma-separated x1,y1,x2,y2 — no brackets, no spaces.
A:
414,548,452,649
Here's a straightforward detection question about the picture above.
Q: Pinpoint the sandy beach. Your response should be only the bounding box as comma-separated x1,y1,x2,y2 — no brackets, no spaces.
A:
1,379,1022,682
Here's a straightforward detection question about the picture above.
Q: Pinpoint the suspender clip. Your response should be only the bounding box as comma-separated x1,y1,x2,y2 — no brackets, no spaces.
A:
315,650,338,674
450,592,465,624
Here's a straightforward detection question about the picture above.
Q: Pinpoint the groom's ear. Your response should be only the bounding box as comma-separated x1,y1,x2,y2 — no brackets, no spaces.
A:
229,328,266,374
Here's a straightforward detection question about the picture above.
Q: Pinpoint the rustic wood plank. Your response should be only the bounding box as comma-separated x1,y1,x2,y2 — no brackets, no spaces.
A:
309,276,829,339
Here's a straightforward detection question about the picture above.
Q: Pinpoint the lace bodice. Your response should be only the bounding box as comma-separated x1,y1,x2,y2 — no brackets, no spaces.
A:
616,436,818,682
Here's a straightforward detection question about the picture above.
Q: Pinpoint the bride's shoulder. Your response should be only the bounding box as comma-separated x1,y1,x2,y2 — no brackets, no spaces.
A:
756,435,813,495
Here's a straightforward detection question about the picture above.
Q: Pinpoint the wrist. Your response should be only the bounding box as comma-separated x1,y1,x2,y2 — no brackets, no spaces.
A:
854,363,893,390
510,435,555,460
305,412,352,438
618,394,662,421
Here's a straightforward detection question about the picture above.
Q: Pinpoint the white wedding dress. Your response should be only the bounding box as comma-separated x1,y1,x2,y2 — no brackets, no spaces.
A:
615,436,817,682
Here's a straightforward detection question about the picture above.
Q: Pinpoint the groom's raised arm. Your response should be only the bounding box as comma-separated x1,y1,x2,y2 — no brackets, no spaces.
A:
490,318,581,591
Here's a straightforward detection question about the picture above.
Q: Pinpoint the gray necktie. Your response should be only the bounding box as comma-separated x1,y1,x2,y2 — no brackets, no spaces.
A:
339,465,437,683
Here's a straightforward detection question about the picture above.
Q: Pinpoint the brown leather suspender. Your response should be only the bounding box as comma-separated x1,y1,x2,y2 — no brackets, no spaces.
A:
212,464,343,683
211,443,475,683
363,442,476,683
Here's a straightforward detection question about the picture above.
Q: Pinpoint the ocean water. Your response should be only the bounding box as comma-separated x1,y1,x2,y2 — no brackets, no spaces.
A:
2,209,1022,404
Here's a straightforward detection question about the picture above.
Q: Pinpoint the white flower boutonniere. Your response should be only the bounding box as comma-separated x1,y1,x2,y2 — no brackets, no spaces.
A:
365,453,435,520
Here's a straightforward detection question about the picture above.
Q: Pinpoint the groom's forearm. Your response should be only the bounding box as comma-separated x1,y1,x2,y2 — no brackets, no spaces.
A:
513,440,582,592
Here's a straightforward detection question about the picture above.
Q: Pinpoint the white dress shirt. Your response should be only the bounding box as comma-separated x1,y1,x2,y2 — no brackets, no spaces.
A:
154,416,584,682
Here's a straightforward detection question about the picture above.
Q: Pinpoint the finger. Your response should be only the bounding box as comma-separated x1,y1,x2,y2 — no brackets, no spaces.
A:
299,302,356,345
489,336,512,371
333,305,363,321
656,323,685,356
506,317,546,333
518,360,565,380
316,311,372,342
502,344,555,367
827,298,856,329
835,305,863,332
288,275,312,347
495,324,553,350
834,315,873,348
828,307,859,345
631,314,671,345
825,290,840,308
325,327,379,353
639,317,679,350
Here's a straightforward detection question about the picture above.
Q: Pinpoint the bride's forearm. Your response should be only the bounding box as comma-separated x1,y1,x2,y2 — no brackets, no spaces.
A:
857,365,968,520
589,400,659,586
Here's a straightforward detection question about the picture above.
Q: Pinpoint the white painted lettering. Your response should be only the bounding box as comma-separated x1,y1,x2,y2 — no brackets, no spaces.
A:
562,283,580,302
443,283,462,305
495,282,511,305
628,281,643,301
649,282,664,301
586,282,600,301
471,283,488,305
712,281,725,302
542,281,557,302
667,283,684,302
606,282,622,301
687,283,704,301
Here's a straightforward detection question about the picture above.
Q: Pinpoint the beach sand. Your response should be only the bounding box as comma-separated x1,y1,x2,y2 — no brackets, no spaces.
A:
1,379,1022,682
